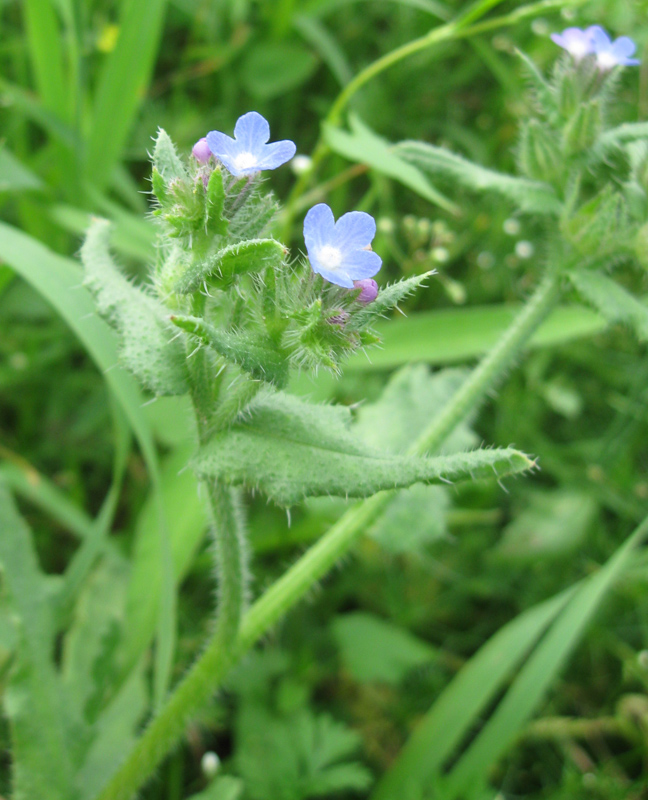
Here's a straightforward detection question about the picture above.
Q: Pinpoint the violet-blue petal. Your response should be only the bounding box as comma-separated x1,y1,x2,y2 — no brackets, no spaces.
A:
206,130,238,161
344,249,382,281
304,204,336,254
611,36,640,65
255,139,297,170
234,111,270,151
316,266,354,288
333,210,376,251
588,25,611,51
551,27,592,56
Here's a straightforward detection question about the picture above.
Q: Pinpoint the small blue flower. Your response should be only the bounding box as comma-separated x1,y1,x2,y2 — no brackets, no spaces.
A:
304,203,382,289
206,112,296,176
550,25,640,68
588,25,640,68
550,27,595,60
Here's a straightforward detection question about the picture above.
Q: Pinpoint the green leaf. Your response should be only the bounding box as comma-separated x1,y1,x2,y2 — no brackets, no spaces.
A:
324,116,459,215
345,301,608,371
0,146,43,192
346,271,435,332
171,314,288,387
370,484,450,554
240,41,317,98
193,391,535,505
0,484,76,800
174,239,286,293
396,140,563,214
187,776,244,800
443,516,648,798
86,0,169,191
371,588,576,800
495,489,598,563
76,665,148,800
333,612,437,683
152,128,188,184
206,167,228,236
236,707,372,799
81,218,189,395
119,445,207,676
568,269,648,343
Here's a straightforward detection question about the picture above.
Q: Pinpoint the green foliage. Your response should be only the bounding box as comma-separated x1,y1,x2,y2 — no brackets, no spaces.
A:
396,140,563,215
333,612,437,684
569,268,648,343
81,218,189,395
193,390,534,505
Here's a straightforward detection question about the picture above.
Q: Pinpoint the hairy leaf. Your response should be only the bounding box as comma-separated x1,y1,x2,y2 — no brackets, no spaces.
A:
346,272,435,332
569,269,648,342
396,140,562,215
193,392,534,505
174,238,286,293
0,484,77,800
81,218,189,395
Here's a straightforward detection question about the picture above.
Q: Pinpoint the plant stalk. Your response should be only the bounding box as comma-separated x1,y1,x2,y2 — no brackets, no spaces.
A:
97,268,563,800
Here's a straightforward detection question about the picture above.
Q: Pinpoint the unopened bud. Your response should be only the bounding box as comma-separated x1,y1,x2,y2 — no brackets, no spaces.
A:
201,751,220,778
563,100,602,156
192,137,212,164
291,154,312,175
353,279,379,304
519,120,561,182
329,310,350,325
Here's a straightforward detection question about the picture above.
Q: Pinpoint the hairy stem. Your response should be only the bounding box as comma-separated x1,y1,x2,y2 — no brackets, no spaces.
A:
410,269,563,456
97,270,562,800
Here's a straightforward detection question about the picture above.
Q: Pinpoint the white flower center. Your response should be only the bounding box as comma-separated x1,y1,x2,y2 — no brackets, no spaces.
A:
233,151,259,171
317,245,343,270
568,40,589,57
596,50,617,69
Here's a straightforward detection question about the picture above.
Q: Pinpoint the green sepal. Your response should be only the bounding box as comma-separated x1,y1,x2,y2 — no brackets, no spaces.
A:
206,168,228,236
518,120,561,184
563,99,602,157
153,128,187,184
192,392,536,506
170,314,288,387
346,272,434,332
151,167,168,205
174,239,286,293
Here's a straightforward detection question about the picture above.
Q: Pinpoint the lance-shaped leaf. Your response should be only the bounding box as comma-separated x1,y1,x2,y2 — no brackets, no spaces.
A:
171,314,288,387
174,238,286,293
395,141,563,215
568,269,648,343
153,128,188,184
206,167,228,236
81,218,189,395
192,392,534,506
346,272,434,332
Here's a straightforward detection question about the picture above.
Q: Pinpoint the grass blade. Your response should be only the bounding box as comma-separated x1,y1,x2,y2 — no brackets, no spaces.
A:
22,0,67,116
86,0,169,191
443,515,648,798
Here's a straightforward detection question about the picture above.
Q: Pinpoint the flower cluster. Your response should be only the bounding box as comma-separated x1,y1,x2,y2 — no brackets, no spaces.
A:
551,25,640,68
193,112,384,294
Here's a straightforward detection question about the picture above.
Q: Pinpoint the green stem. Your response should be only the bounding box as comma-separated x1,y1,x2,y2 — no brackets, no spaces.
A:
410,270,563,456
97,268,563,800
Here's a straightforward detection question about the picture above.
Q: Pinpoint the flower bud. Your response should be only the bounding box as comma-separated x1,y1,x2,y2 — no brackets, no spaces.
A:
329,310,350,326
519,120,561,182
353,279,379,304
192,137,212,163
563,99,602,156
201,751,220,778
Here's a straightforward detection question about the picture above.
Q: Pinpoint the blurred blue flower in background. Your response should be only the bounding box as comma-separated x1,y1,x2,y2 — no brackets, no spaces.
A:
588,25,640,68
206,111,296,176
551,25,640,68
304,203,382,288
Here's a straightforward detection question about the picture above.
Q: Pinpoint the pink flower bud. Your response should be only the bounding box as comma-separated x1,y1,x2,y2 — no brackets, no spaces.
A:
353,278,379,304
192,137,212,163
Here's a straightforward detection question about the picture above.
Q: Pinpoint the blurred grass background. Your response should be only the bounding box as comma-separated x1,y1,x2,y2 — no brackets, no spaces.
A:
2,0,648,798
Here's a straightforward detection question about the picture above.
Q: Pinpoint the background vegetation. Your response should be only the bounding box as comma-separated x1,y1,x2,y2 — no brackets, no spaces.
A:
1,0,648,798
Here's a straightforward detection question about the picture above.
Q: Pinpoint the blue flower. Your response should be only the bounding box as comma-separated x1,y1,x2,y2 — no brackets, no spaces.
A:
206,112,296,176
550,26,640,68
588,25,640,68
304,204,382,289
550,27,595,60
